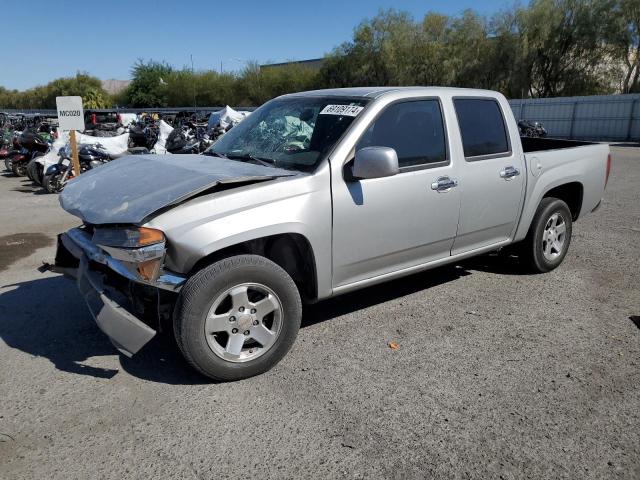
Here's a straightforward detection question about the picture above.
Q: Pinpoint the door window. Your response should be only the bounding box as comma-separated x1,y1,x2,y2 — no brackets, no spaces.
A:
357,100,447,169
454,98,510,159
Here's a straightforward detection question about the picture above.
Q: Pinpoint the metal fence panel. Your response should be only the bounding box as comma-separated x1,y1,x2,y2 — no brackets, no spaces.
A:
509,94,640,142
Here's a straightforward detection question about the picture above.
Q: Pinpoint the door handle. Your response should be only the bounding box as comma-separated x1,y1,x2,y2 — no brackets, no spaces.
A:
431,176,458,192
499,166,520,180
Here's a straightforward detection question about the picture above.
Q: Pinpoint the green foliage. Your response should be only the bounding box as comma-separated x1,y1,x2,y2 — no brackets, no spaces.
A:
0,73,111,109
125,59,174,107
161,69,238,107
603,0,640,93
319,1,640,98
517,0,615,97
238,62,319,104
2,0,640,107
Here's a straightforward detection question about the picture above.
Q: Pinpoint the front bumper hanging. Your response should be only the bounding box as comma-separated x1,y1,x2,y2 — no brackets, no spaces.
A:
77,256,156,356
53,228,187,357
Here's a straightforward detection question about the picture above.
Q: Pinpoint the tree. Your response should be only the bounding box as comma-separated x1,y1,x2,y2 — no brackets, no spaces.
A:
605,0,640,93
0,73,110,109
517,0,614,97
319,10,419,87
241,62,318,104
125,60,173,107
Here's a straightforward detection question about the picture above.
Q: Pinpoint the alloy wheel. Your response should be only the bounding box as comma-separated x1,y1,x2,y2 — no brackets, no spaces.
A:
204,283,283,363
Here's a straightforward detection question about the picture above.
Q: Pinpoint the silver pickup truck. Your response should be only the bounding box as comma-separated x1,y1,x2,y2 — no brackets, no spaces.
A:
54,87,611,381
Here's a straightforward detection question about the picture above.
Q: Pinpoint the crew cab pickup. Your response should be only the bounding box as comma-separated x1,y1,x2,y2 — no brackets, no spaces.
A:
53,87,611,381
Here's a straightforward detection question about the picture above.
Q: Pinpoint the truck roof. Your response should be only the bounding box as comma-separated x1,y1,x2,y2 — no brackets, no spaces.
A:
283,86,499,99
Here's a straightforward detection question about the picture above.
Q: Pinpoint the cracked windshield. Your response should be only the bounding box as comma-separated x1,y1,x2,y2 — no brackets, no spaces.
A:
206,96,369,172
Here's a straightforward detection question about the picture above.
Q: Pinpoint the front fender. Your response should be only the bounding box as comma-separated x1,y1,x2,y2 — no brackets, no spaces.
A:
46,164,64,176
146,167,334,299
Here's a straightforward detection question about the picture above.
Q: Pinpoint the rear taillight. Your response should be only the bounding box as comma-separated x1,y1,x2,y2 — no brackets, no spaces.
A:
605,153,612,189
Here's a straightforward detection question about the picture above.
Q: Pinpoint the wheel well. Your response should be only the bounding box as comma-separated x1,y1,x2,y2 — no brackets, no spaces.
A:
189,234,318,301
543,182,583,220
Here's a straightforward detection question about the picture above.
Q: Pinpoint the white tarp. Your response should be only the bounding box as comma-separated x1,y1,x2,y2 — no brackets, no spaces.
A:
208,106,251,130
152,120,174,154
76,131,130,155
39,129,70,171
119,113,138,127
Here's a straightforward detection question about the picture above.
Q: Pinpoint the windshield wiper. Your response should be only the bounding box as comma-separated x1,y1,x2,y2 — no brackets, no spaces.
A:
203,150,228,159
226,153,277,168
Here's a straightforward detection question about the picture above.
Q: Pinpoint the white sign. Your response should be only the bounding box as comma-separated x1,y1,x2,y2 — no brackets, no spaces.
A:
319,104,364,117
56,96,85,131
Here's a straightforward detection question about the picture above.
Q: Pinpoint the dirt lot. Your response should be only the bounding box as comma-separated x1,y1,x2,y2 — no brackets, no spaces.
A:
0,147,638,479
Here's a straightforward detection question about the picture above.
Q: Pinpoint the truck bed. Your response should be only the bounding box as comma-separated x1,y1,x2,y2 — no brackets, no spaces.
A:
521,136,596,153
515,138,609,243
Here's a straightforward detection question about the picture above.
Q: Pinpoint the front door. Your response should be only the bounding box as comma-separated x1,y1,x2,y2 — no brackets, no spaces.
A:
332,98,461,288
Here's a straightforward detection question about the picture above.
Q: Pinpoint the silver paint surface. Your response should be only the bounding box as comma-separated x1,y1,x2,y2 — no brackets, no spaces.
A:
58,153,295,225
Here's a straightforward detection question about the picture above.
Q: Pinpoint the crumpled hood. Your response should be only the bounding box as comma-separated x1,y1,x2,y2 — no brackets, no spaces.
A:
59,154,295,225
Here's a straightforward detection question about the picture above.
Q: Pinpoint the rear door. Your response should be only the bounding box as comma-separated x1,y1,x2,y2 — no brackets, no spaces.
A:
451,97,526,255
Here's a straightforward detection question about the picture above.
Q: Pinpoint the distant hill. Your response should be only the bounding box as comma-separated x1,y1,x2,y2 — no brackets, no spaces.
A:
101,79,131,95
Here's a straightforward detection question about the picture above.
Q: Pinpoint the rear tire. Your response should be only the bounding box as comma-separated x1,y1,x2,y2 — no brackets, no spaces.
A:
174,254,302,381
520,197,573,273
12,161,26,176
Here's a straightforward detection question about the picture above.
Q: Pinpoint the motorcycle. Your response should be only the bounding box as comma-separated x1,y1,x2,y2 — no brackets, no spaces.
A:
518,119,547,138
26,151,48,185
2,134,21,172
165,123,212,154
10,129,51,176
43,143,147,193
129,123,158,149
43,144,111,193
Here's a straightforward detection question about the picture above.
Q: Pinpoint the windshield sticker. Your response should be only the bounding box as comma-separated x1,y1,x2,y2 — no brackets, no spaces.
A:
319,104,364,116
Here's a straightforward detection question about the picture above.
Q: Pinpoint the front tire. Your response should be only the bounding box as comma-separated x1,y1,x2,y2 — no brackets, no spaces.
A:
43,173,65,193
521,197,573,273
174,255,302,381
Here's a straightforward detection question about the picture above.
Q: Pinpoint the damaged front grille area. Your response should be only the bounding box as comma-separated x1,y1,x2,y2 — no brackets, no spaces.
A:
88,260,177,333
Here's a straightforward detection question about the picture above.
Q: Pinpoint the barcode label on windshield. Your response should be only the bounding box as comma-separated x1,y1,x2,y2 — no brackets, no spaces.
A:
319,105,364,116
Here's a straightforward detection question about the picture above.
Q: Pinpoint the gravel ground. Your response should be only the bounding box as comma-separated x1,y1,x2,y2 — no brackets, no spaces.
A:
0,147,638,480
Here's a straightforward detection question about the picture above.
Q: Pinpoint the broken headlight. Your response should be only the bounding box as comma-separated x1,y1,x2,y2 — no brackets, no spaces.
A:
92,226,165,248
93,226,166,281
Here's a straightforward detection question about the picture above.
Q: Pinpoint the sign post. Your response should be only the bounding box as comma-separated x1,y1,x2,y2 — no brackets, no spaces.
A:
55,96,85,177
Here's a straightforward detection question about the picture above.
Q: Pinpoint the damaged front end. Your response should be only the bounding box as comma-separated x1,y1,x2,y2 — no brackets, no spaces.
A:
54,225,186,356
52,154,298,356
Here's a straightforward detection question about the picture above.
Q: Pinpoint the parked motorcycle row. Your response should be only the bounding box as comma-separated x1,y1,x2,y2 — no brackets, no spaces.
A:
0,106,251,194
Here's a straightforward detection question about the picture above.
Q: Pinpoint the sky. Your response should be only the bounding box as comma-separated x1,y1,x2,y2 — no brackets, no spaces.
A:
2,0,511,90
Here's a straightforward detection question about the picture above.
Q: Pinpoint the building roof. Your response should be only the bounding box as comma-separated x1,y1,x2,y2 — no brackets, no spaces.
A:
260,58,325,70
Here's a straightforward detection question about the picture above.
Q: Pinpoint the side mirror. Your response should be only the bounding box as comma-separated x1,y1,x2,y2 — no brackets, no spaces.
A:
350,146,399,180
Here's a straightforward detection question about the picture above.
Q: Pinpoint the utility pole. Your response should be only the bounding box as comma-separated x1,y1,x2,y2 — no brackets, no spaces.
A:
191,54,197,110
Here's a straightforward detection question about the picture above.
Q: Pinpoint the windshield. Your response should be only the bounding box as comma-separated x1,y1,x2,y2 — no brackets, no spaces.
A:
206,96,369,172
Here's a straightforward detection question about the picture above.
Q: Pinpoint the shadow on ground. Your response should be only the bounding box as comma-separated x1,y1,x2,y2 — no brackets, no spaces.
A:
11,179,48,195
0,275,208,385
0,253,523,384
